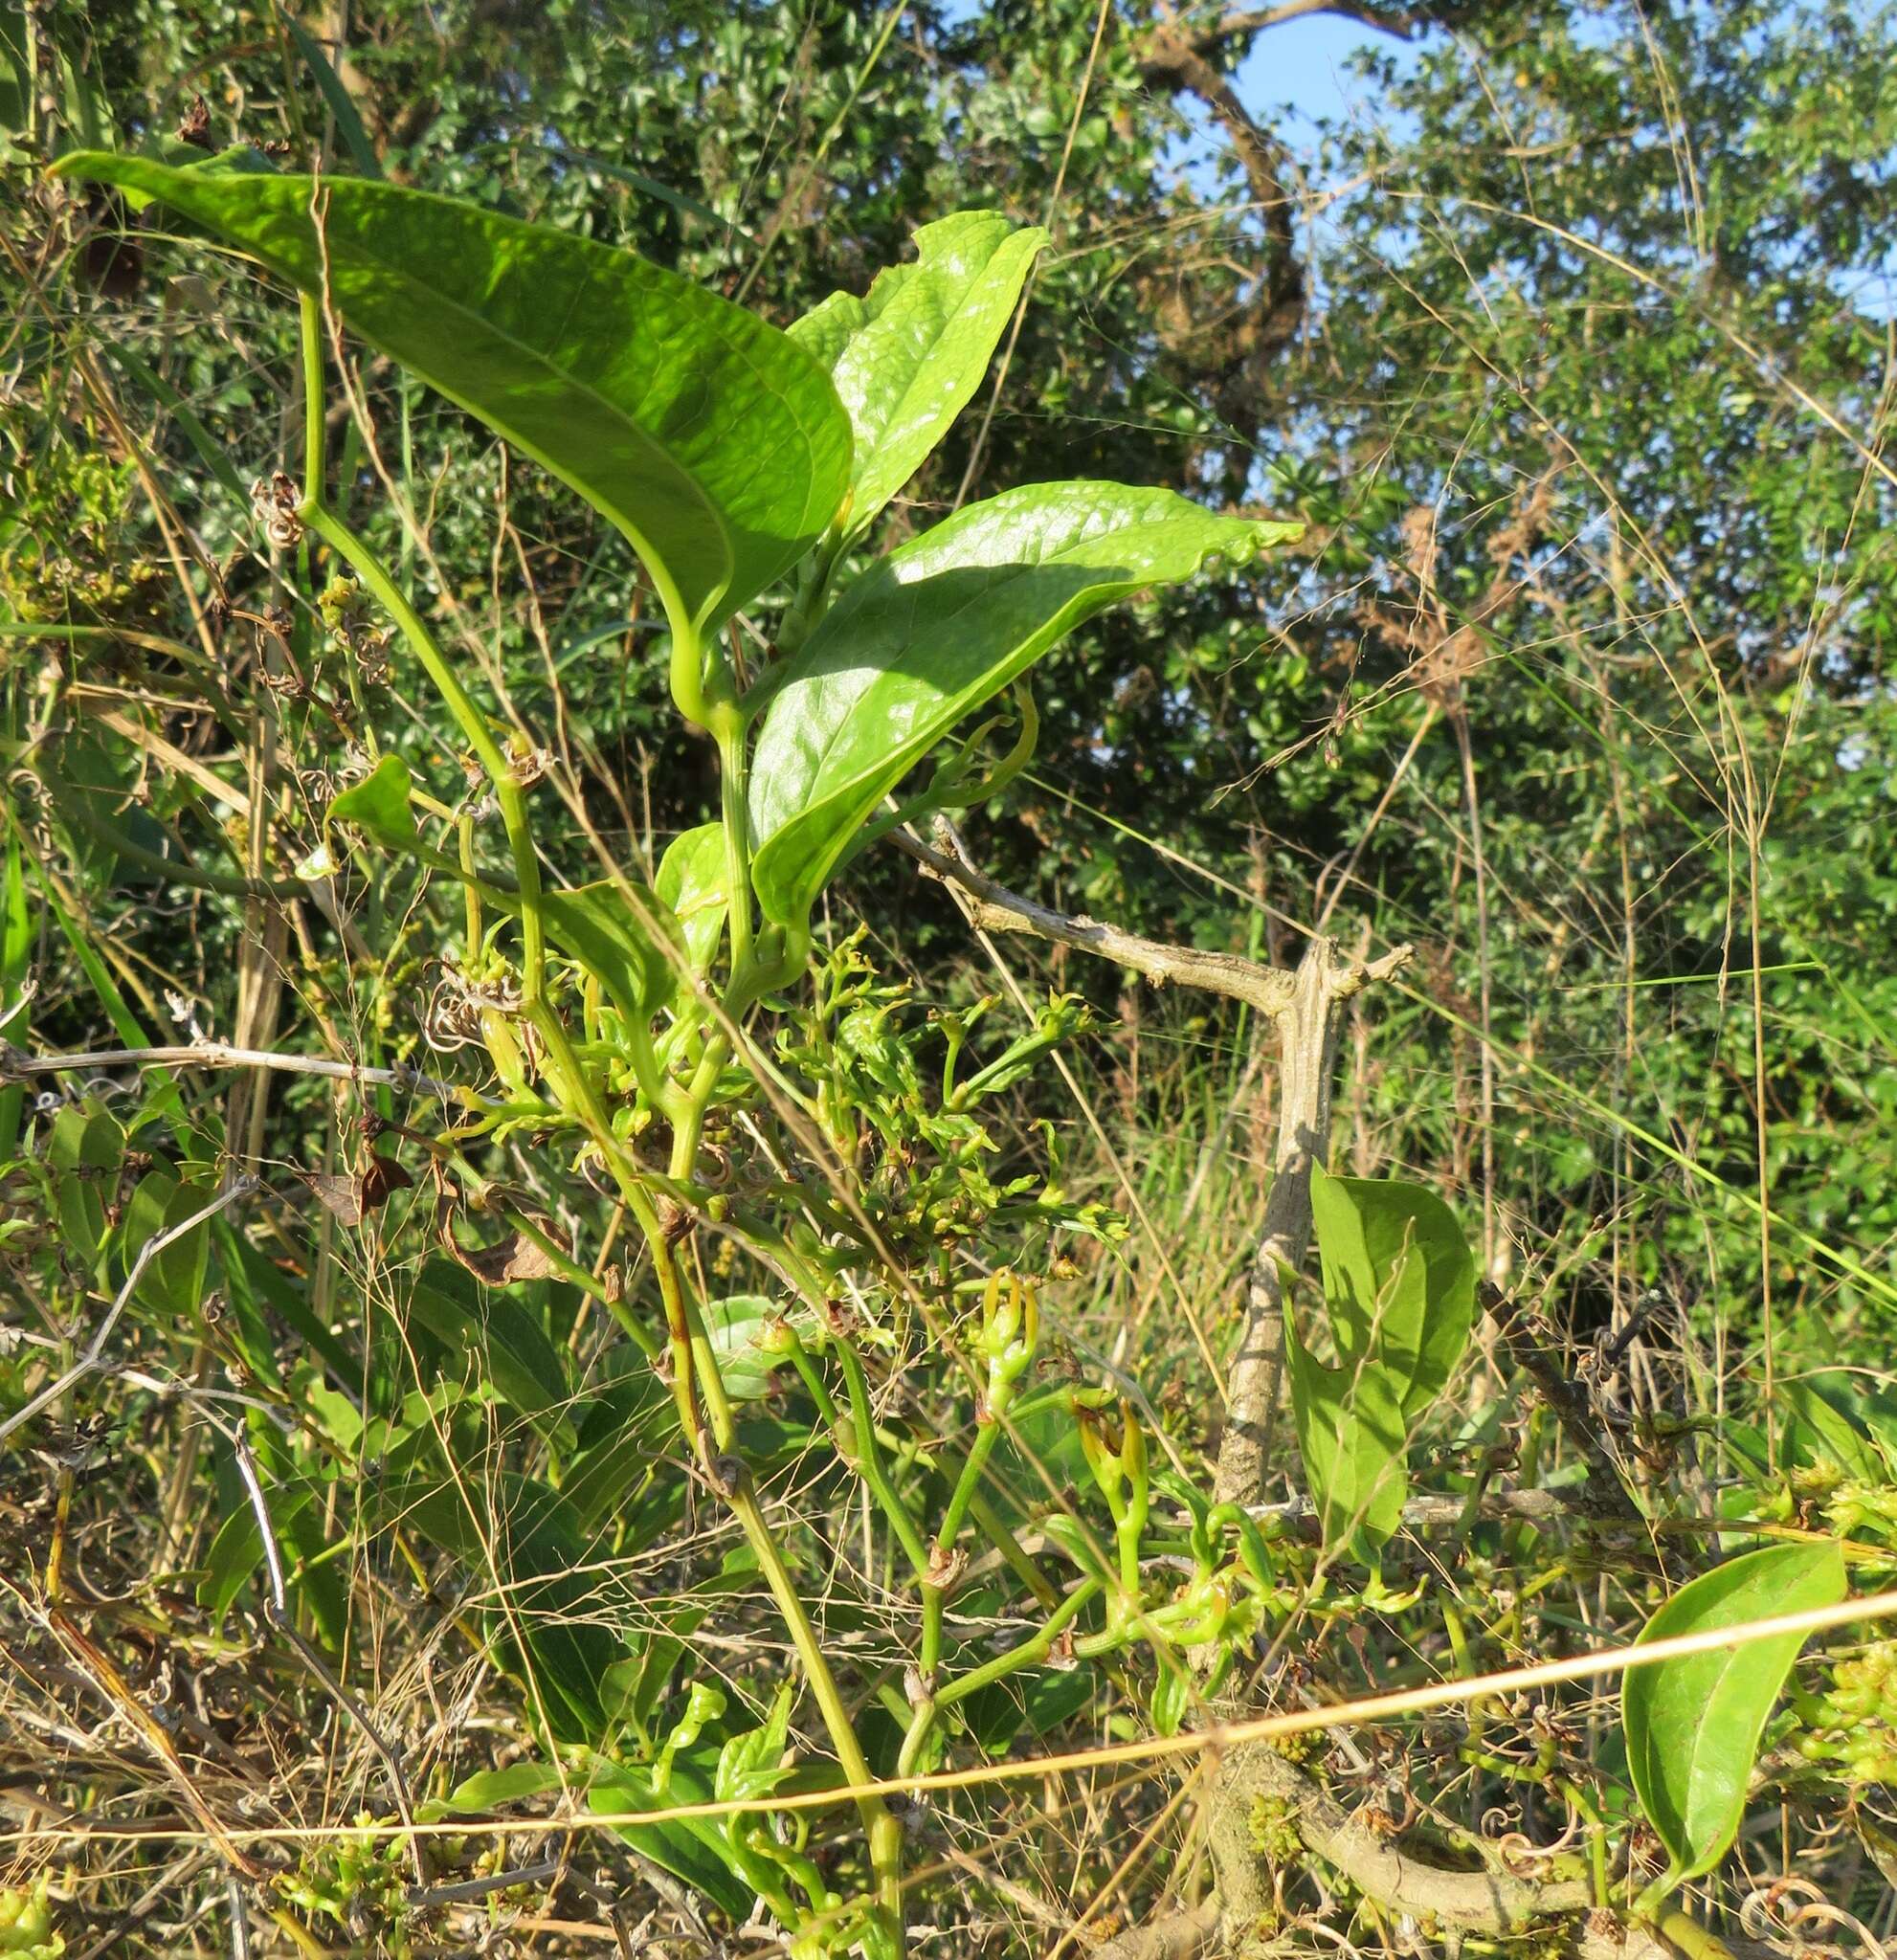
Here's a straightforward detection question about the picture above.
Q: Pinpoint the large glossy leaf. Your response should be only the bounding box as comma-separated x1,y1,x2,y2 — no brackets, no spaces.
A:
748,483,1298,925
1623,1541,1846,1889
791,211,1045,539
1286,1165,1475,1562
52,153,851,635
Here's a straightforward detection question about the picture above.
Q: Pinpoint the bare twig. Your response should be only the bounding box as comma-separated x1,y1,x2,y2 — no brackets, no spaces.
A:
896,830,1299,1015
1178,1,1427,55
0,1040,477,1105
1137,1736,1774,1960
405,1859,561,1907
1213,933,1412,1508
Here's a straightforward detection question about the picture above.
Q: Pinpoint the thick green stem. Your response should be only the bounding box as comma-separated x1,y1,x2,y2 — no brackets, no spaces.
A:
712,702,755,981
923,1419,1002,1676
833,1338,931,1578
934,1579,1103,1710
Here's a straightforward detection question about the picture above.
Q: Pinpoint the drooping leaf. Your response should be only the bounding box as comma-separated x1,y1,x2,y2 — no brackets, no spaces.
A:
1623,1540,1846,1891
1283,1326,1411,1564
46,1102,123,1260
538,882,681,1026
587,1753,755,1920
51,153,852,635
1780,1374,1889,1483
748,483,1298,925
282,16,382,179
122,1169,213,1317
1306,1164,1476,1415
1285,1165,1476,1562
791,211,1046,539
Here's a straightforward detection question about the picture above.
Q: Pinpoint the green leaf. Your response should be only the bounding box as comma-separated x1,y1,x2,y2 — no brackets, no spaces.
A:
329,753,418,853
1623,1541,1846,1892
703,1295,801,1401
46,1102,123,1260
1285,1165,1476,1563
122,1169,212,1318
1780,1374,1888,1483
282,16,382,179
51,153,851,636
587,1755,756,1920
749,483,1298,925
1283,1327,1410,1564
437,1760,570,1814
1149,1663,1191,1739
1307,1164,1476,1416
791,212,1046,539
538,882,680,1026
655,822,729,978
408,1261,571,1440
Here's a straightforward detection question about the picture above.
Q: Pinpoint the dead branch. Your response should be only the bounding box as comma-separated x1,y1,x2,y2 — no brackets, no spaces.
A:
1213,934,1412,1508
1194,3,1420,52
896,830,1298,1015
0,1040,478,1106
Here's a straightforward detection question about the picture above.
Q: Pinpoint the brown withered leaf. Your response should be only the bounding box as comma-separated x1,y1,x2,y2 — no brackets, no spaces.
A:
304,1171,366,1227
303,1154,412,1227
447,1225,563,1287
360,1153,413,1208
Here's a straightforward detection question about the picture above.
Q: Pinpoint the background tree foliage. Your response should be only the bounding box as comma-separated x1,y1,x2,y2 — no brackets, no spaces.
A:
4,0,1896,1952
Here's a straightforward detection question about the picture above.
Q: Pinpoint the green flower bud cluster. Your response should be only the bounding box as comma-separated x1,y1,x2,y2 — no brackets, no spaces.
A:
278,1817,412,1943
0,1880,62,1960
976,1269,1038,1417
1796,1642,1897,1786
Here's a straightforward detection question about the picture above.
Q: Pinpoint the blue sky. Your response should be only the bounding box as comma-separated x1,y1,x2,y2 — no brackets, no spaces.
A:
1228,9,1417,142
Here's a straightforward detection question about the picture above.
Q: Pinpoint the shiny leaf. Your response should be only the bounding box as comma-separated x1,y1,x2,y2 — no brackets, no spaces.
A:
792,211,1045,538
1624,1541,1846,1890
53,152,852,634
655,822,729,977
329,753,418,853
748,483,1298,925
